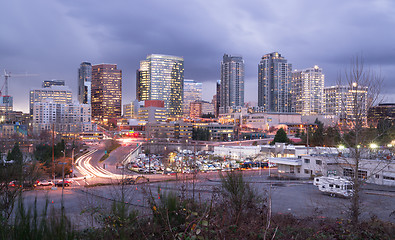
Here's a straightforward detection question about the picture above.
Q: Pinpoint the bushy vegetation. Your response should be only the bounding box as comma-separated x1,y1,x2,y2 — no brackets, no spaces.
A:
1,171,394,240
100,139,121,162
192,127,210,141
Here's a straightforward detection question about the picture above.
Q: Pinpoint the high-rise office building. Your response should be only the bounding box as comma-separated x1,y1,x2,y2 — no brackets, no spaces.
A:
42,80,65,88
78,62,92,104
91,64,122,123
136,54,184,118
219,54,244,114
29,86,72,117
183,79,202,116
292,65,325,115
258,52,293,112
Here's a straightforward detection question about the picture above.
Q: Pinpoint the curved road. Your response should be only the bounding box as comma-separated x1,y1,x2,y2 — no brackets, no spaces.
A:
73,140,140,185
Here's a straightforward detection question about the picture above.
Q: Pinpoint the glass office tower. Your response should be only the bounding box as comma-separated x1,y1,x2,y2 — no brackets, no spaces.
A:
91,64,122,123
136,54,184,118
78,62,92,104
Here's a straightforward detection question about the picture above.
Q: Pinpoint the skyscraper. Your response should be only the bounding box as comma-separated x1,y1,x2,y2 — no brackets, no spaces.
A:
78,62,92,104
183,79,202,116
91,64,122,123
219,54,244,113
258,52,293,112
292,65,325,115
136,54,184,118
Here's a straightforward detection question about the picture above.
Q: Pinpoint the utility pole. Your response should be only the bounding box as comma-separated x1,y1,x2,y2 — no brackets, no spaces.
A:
192,142,196,200
306,124,309,155
52,123,56,189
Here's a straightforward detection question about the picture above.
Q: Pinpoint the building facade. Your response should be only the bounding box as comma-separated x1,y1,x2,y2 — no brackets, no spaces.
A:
29,86,72,117
136,54,184,118
138,100,167,123
145,122,192,139
244,112,302,131
220,54,244,114
367,103,395,127
42,80,65,88
78,62,92,104
183,79,202,116
258,52,293,112
123,99,144,119
270,153,395,186
292,66,325,115
324,84,368,123
190,100,215,118
91,64,122,123
0,96,13,112
32,100,93,133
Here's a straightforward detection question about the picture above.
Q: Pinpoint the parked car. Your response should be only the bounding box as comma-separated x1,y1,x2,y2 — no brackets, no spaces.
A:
55,181,70,187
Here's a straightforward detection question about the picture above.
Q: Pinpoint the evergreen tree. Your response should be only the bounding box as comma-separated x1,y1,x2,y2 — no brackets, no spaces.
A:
271,128,289,145
7,143,23,165
311,119,324,146
377,119,393,145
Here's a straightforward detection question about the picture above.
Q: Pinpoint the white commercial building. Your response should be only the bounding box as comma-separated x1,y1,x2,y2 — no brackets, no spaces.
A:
324,85,368,122
33,100,93,133
214,145,261,160
245,112,302,130
269,148,395,186
29,86,72,117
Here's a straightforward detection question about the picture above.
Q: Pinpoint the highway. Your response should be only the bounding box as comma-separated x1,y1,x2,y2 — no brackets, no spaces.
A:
72,141,140,185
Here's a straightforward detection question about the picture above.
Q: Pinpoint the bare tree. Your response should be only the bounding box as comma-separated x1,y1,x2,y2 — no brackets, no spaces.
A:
336,55,389,225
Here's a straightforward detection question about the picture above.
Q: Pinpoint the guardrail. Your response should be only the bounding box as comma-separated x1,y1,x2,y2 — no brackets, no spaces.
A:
122,144,142,165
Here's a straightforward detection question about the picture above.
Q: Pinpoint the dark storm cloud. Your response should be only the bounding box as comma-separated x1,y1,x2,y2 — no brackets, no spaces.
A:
1,0,395,111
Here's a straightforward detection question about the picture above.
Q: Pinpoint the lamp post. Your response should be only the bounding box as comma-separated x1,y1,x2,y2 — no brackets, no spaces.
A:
71,148,75,178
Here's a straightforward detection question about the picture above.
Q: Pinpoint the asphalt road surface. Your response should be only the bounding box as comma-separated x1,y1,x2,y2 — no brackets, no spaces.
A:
21,169,395,229
18,141,395,227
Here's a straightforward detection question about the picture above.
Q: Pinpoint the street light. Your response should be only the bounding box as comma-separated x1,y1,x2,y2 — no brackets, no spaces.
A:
369,143,378,149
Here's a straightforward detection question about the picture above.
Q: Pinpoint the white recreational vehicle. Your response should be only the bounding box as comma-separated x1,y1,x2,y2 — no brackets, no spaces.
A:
314,176,354,198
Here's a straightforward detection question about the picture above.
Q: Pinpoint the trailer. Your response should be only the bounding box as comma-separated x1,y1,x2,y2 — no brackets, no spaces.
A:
314,176,354,198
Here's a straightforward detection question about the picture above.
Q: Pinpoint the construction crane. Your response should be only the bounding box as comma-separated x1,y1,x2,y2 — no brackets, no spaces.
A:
0,70,38,122
1,70,39,97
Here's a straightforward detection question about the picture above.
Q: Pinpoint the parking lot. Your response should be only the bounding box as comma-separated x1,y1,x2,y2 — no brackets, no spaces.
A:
21,169,395,226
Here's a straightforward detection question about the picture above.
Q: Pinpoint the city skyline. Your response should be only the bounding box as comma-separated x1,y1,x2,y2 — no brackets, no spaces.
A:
1,1,394,112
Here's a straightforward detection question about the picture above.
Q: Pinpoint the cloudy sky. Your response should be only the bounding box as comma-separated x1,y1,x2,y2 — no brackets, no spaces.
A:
1,0,394,112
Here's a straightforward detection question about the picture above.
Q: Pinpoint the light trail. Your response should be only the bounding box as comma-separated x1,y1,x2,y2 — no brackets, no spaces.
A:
75,148,126,179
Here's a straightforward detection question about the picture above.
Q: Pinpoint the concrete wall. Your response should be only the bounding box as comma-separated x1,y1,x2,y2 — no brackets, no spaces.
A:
142,142,209,154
